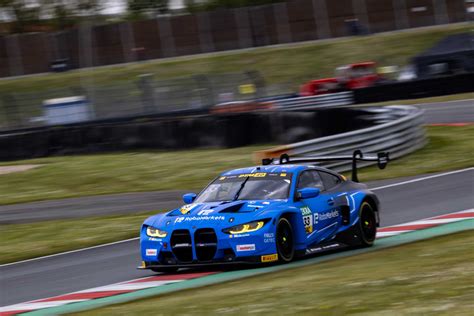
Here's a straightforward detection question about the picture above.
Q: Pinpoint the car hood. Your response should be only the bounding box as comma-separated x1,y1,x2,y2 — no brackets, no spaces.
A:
144,200,286,229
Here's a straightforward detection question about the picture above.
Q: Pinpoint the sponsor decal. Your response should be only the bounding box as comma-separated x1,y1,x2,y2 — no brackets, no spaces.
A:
236,244,256,252
174,215,226,224
148,237,162,242
306,242,342,254
300,206,312,216
314,210,339,225
179,203,199,215
301,206,313,234
261,254,278,262
145,249,157,256
219,176,226,180
231,233,250,238
264,233,275,243
197,209,214,216
238,173,266,178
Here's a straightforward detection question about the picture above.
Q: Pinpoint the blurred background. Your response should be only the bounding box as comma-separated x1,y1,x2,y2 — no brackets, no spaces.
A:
0,0,472,134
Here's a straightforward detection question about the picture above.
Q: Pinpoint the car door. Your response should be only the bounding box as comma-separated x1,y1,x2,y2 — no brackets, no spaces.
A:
295,170,336,244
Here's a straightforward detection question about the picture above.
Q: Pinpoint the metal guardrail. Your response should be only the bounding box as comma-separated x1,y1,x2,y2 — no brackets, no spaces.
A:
275,92,353,110
255,105,426,172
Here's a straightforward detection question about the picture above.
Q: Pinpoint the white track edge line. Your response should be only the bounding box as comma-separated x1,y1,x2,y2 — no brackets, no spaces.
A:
0,237,139,267
2,168,473,267
370,167,473,191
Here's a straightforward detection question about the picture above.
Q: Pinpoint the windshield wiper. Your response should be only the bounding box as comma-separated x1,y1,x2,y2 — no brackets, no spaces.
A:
233,176,249,201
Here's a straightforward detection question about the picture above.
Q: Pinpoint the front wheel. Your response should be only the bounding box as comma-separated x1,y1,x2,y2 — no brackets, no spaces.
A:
276,217,295,262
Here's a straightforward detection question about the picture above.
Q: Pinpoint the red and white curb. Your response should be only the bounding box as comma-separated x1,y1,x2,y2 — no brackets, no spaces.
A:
0,272,216,316
377,209,474,238
1,209,473,316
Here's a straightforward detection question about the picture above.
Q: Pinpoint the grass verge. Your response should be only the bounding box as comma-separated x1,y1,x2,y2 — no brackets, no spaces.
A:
1,125,473,205
356,125,474,181
0,24,471,94
75,230,474,315
0,145,268,205
0,211,158,264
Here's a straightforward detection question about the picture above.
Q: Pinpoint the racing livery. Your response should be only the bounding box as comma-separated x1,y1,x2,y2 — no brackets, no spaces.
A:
139,151,388,272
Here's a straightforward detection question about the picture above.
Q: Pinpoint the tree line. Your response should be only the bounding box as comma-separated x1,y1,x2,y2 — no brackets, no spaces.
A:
0,0,285,34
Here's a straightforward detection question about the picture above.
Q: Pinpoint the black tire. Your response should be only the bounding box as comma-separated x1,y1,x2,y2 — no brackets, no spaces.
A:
358,202,377,246
336,201,377,247
151,267,179,274
276,217,295,262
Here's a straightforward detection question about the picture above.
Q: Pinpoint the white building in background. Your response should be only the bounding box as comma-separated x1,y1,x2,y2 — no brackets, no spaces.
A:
102,0,187,14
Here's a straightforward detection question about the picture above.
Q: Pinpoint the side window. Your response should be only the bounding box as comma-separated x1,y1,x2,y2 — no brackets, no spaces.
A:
297,170,324,191
319,171,342,190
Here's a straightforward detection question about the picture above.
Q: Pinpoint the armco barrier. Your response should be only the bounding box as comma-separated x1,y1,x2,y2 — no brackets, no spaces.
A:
255,105,426,172
0,108,372,161
275,92,353,110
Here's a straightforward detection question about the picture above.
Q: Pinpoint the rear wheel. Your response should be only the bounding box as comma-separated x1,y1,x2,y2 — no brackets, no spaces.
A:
336,201,377,247
359,202,377,246
276,217,295,262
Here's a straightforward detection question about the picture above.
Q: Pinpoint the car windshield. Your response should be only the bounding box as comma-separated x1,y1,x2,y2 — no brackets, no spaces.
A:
195,172,292,203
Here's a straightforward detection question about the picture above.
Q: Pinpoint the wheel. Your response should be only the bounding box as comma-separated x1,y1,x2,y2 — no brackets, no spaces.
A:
151,267,179,274
336,201,377,247
276,217,295,262
358,202,377,246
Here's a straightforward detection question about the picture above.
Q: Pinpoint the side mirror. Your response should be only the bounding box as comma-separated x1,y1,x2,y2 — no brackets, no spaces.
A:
183,193,197,204
296,187,320,200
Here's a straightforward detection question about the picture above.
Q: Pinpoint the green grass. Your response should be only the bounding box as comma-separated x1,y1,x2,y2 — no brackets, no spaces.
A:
356,125,474,181
1,126,473,205
0,23,471,95
76,230,474,315
0,211,158,264
0,145,268,205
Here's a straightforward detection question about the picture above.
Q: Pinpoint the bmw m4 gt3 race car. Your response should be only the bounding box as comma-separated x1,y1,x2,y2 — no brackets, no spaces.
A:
139,150,389,272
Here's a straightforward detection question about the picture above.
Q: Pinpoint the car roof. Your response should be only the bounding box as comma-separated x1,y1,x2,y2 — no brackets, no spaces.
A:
220,164,339,176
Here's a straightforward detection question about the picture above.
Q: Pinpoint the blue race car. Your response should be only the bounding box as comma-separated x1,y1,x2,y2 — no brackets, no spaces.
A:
139,150,389,272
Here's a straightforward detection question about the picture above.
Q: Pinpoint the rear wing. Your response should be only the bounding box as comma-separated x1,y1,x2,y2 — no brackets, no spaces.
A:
261,150,389,183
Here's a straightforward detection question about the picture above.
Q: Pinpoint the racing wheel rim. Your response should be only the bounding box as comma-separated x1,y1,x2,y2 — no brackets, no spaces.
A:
276,217,294,262
360,202,376,243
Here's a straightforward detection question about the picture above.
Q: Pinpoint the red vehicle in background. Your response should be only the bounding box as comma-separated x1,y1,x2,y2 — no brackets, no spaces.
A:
300,61,383,96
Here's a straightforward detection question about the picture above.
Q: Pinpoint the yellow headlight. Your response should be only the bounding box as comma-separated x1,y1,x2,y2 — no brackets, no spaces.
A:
146,226,167,238
228,221,265,234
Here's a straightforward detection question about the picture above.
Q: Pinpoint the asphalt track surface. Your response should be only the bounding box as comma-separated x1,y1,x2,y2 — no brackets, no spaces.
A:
0,99,472,225
415,99,473,124
1,168,472,306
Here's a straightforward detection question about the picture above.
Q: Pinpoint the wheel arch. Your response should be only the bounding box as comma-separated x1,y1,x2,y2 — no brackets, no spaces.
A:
361,194,380,227
279,210,306,249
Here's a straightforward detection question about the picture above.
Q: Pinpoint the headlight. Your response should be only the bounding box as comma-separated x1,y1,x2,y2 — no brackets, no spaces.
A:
146,226,167,238
223,220,268,234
